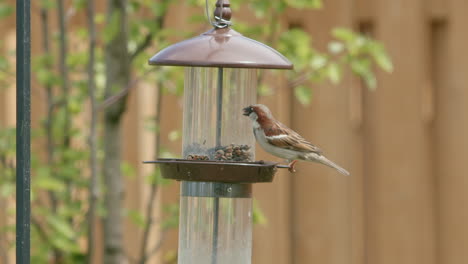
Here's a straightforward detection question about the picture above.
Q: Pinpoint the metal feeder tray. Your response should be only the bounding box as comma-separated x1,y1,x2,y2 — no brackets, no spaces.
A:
143,159,288,183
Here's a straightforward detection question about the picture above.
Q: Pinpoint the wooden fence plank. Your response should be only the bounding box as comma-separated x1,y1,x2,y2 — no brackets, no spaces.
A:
288,1,355,263
437,1,468,263
253,73,293,264
365,1,436,264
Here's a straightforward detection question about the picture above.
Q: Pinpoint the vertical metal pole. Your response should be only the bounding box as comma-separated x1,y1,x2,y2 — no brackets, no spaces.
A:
216,67,223,147
16,0,31,263
212,67,223,264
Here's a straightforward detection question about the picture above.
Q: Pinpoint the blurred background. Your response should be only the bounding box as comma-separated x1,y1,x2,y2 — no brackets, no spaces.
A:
1,0,467,263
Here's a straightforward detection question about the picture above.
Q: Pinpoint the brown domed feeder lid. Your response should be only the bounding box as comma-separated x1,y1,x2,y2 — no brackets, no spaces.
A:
144,159,290,183
148,0,293,69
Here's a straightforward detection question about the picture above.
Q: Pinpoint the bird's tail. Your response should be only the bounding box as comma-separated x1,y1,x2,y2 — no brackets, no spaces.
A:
306,154,350,176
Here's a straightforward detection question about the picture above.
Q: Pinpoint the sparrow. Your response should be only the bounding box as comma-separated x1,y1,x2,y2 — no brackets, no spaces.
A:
243,104,350,176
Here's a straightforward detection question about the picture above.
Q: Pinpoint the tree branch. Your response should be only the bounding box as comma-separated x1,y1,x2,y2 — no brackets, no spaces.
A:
86,0,99,263
288,70,314,89
102,0,130,263
40,1,60,238
98,68,155,111
140,230,167,264
129,32,154,62
129,0,169,62
56,0,71,147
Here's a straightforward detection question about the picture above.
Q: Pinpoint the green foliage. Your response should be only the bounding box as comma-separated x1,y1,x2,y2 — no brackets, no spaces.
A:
294,85,313,105
332,27,393,89
285,0,322,9
253,200,267,225
0,0,13,18
35,70,60,87
276,26,392,100
121,161,136,178
39,0,56,10
218,0,391,104
103,12,121,44
161,204,179,230
0,128,15,198
147,167,171,186
127,209,146,228
168,130,181,142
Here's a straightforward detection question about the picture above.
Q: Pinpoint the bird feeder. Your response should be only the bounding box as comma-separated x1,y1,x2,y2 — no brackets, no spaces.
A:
146,1,292,263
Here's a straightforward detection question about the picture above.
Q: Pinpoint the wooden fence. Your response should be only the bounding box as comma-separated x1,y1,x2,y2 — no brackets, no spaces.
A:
1,0,468,263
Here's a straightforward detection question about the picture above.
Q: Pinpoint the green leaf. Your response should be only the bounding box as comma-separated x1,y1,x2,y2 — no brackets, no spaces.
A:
46,214,76,240
350,58,371,76
36,69,60,87
35,167,66,191
35,176,65,192
0,56,9,71
95,13,106,24
147,168,170,186
49,235,81,253
0,3,13,18
328,41,344,54
294,85,312,105
257,84,273,97
332,27,356,42
103,12,121,44
160,147,176,159
67,52,88,69
370,44,393,72
72,0,86,9
144,119,160,133
0,184,14,197
310,54,328,70
253,200,267,226
285,0,322,9
363,72,377,90
121,162,136,178
162,204,179,230
39,0,55,9
327,62,341,84
127,209,146,228
168,130,181,142
279,29,314,69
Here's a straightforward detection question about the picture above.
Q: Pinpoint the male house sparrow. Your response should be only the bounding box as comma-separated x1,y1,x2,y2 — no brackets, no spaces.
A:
243,104,350,176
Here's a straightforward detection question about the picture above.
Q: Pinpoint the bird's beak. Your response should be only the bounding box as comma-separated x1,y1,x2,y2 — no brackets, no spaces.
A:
243,107,251,116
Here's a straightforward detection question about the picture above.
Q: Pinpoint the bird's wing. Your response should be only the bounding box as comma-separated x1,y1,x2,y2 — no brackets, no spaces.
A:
263,121,322,154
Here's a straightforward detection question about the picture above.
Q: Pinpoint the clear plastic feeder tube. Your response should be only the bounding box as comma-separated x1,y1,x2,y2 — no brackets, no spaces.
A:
182,67,257,160
178,67,257,264
178,182,252,264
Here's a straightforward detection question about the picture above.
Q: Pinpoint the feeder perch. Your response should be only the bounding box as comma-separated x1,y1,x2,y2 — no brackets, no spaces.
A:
146,1,292,263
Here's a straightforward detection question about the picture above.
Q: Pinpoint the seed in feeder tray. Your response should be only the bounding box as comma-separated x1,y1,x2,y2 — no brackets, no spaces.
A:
214,150,224,160
210,143,253,162
186,154,209,161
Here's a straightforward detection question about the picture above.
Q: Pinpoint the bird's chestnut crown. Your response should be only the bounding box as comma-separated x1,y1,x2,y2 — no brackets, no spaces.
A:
242,104,273,122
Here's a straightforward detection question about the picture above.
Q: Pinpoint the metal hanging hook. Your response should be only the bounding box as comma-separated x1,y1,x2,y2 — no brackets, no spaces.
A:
205,0,232,29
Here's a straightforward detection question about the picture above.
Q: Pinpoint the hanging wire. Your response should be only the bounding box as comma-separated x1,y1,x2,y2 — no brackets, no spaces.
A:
205,0,232,28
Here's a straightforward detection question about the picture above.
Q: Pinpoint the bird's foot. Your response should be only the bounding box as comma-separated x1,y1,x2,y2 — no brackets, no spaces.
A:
288,160,298,173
